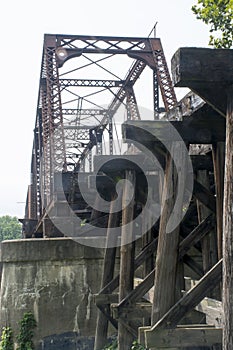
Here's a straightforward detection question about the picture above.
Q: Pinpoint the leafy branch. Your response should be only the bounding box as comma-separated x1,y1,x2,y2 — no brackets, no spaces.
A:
192,0,233,48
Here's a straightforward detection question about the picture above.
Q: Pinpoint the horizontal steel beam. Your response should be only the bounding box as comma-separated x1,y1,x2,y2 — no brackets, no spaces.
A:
59,79,125,88
64,125,99,130
62,108,108,115
55,34,150,41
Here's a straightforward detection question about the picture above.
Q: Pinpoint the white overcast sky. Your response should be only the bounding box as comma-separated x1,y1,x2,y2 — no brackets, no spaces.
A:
0,0,210,218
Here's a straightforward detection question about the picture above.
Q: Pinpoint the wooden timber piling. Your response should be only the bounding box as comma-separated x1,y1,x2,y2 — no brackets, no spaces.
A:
94,192,122,350
118,170,136,350
212,142,225,260
152,142,186,325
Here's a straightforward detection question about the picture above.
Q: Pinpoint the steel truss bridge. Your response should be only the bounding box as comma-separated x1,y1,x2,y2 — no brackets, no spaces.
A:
24,34,177,236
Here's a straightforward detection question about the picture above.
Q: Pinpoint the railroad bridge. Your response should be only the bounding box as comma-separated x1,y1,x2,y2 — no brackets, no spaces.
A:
1,34,233,350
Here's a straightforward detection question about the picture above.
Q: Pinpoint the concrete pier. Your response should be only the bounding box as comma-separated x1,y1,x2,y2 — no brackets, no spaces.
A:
0,238,107,350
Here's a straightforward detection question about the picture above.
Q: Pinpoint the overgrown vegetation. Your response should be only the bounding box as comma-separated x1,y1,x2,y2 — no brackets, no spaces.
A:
0,215,21,241
192,0,233,48
0,327,14,350
16,312,37,350
131,340,146,349
0,312,36,350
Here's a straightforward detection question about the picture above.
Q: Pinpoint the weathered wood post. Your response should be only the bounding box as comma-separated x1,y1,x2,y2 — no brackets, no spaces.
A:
142,189,154,277
118,170,136,350
152,142,186,325
212,142,225,260
196,170,219,299
141,188,155,327
94,191,122,350
223,85,233,350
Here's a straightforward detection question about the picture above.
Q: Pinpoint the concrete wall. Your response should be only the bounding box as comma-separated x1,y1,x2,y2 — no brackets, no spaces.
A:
0,238,110,350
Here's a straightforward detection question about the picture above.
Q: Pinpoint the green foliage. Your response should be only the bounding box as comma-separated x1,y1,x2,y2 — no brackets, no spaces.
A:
0,327,14,350
103,338,118,349
0,215,21,241
131,340,146,350
192,0,233,48
16,312,37,350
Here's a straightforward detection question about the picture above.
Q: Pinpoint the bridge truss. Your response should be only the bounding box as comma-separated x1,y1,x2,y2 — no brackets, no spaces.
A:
24,34,177,232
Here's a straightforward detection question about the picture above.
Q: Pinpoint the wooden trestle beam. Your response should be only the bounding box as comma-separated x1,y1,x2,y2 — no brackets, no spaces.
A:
171,47,233,117
119,95,223,347
122,104,225,145
94,143,221,348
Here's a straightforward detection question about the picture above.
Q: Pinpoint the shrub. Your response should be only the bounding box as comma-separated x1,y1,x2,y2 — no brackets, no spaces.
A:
0,327,14,350
16,312,37,350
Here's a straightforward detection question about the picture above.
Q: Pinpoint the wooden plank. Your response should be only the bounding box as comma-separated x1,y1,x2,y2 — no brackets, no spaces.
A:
223,85,233,349
150,259,222,330
139,323,219,347
112,302,152,320
145,327,222,348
